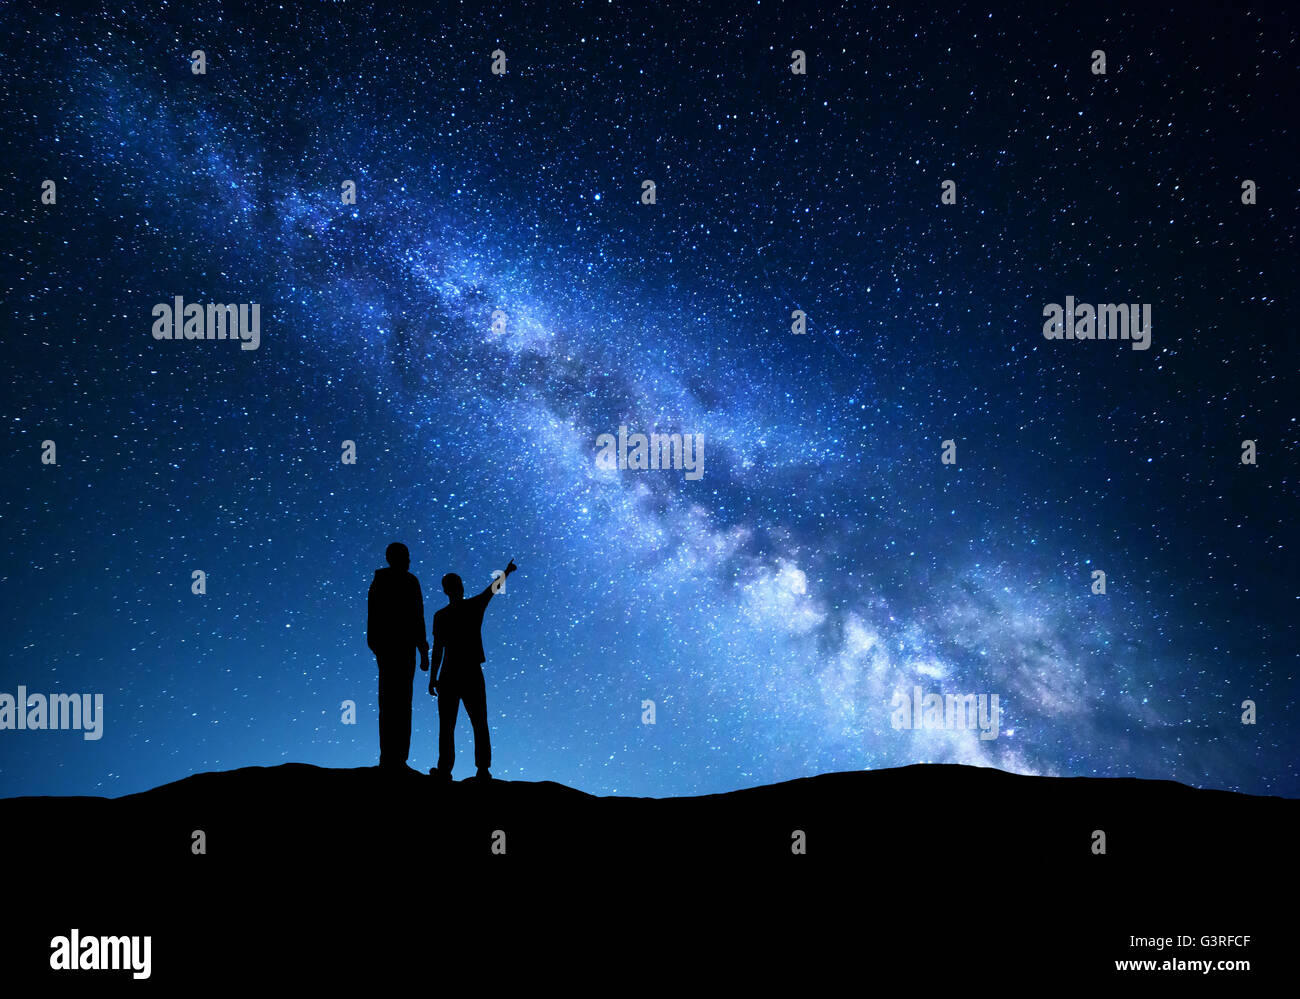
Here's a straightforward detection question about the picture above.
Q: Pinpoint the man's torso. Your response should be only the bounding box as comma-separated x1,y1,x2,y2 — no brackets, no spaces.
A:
369,569,424,651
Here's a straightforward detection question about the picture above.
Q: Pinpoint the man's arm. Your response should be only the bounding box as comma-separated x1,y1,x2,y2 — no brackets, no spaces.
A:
476,559,518,601
414,578,430,669
366,580,377,653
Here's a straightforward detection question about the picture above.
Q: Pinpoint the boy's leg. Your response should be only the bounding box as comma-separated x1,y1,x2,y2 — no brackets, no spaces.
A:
436,676,461,776
377,650,416,767
462,666,492,773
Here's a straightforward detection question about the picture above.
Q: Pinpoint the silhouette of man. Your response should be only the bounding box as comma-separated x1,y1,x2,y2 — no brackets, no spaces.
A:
429,559,517,781
366,542,430,772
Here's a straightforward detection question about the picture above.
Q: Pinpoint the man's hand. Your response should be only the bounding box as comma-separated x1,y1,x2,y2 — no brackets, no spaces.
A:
428,679,438,697
505,559,518,576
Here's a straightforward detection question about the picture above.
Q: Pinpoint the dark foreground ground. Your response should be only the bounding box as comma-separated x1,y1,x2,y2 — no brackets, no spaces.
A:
1,763,1293,989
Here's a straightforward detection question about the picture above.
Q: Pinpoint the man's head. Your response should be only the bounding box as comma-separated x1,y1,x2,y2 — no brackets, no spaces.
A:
385,542,410,570
441,573,464,600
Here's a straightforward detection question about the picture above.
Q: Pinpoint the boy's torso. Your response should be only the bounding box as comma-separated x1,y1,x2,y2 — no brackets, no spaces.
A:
434,591,491,665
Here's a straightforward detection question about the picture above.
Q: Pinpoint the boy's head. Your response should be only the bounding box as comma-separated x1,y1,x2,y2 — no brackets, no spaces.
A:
385,542,410,570
441,573,464,599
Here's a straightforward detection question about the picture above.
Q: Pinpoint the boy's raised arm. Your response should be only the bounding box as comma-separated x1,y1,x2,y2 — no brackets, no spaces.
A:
477,559,518,601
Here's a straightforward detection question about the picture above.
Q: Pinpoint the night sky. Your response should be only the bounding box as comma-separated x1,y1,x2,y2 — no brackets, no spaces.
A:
1,1,1295,800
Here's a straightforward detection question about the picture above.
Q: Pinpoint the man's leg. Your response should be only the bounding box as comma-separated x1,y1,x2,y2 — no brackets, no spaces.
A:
377,650,416,768
462,665,492,773
436,677,461,776
377,653,395,766
394,649,415,765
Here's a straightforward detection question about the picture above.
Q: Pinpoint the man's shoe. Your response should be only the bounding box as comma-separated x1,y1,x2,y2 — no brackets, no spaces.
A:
475,768,493,781
429,767,451,782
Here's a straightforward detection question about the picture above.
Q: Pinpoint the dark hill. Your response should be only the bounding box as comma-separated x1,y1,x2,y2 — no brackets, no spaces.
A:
2,764,1293,987
5,762,1294,866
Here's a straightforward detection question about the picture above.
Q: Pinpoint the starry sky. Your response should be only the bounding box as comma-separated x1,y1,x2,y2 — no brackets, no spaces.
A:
1,0,1296,800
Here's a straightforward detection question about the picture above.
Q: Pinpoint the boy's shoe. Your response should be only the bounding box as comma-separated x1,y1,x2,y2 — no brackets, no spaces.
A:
475,768,492,781
429,767,451,782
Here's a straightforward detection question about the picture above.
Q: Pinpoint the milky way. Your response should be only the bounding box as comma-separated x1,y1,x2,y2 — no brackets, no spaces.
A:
1,1,1295,798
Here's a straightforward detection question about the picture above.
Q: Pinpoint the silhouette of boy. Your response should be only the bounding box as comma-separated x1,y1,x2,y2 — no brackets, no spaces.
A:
429,559,517,781
366,542,430,772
